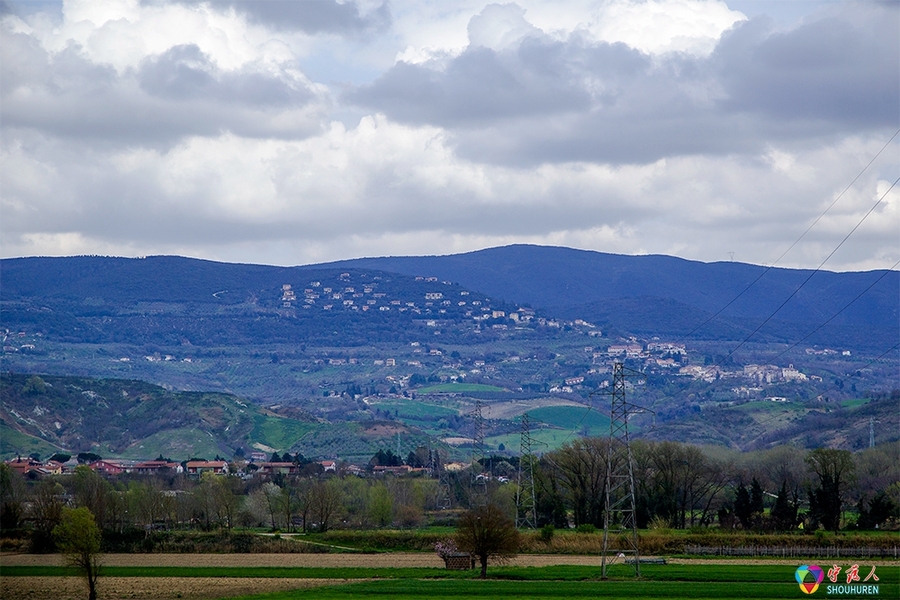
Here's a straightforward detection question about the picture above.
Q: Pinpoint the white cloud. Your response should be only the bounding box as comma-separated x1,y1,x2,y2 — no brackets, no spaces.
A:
0,0,897,274
588,0,746,56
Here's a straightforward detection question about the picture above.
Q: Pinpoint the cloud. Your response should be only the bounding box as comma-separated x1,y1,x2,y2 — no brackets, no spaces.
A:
0,32,326,145
1,0,897,273
182,0,392,35
351,2,898,166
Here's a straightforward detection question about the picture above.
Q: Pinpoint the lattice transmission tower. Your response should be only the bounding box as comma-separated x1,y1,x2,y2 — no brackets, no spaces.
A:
601,362,643,578
470,400,488,502
516,413,538,529
429,447,452,510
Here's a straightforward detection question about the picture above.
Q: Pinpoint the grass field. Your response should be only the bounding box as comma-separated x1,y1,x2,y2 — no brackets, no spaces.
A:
119,427,224,459
369,400,460,419
416,383,507,393
486,405,612,451
0,420,61,458
250,414,318,451
4,562,896,600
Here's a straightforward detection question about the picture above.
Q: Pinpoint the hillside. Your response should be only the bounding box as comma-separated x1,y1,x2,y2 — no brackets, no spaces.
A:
318,245,899,350
0,257,516,347
1,249,896,459
0,373,447,462
2,248,896,350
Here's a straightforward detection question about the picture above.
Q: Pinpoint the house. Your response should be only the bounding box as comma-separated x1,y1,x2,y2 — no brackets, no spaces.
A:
90,460,127,475
134,460,183,474
320,460,337,472
4,457,45,477
255,462,298,476
185,460,228,476
373,465,424,476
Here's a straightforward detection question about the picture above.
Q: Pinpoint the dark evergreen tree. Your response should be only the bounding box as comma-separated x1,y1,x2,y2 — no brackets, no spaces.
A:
857,492,898,529
770,481,799,531
749,478,764,516
734,483,752,529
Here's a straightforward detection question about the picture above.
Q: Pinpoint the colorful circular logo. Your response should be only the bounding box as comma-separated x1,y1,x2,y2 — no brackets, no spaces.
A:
795,565,824,594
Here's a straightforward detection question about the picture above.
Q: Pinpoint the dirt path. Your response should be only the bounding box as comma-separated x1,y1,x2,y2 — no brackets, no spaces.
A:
1,552,611,568
4,553,897,568
4,552,897,568
0,576,341,600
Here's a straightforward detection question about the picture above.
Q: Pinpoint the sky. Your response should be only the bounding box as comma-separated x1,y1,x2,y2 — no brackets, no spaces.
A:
1,0,898,271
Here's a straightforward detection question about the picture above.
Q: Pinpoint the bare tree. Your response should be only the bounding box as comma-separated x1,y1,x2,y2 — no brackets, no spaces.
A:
455,502,520,578
310,479,342,533
260,482,282,531
30,478,65,551
547,437,608,527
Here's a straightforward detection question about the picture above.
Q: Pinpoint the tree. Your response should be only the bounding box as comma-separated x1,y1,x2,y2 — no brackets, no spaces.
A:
770,481,799,531
806,448,855,531
455,502,520,578
857,491,898,530
260,482,282,531
73,465,112,529
735,478,764,529
734,484,752,529
547,437,607,527
368,482,393,527
54,507,102,600
0,463,27,531
310,479,342,532
30,478,65,551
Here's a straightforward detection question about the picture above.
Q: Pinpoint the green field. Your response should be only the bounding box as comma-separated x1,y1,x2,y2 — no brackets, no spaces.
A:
5,564,896,600
250,414,319,451
840,398,871,409
487,405,612,452
0,420,62,458
527,405,611,435
370,400,460,419
118,427,224,459
417,383,507,394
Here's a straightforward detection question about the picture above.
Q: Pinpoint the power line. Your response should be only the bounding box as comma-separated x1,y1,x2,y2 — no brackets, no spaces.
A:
678,128,900,342
719,176,899,363
769,260,900,362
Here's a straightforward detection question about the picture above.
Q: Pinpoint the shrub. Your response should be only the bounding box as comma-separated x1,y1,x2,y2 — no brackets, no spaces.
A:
539,524,555,543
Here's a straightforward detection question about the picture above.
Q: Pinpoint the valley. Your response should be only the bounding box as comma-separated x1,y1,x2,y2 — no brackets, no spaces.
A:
1,247,897,462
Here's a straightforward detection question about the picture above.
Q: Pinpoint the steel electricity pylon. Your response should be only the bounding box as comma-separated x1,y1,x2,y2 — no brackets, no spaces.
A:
470,400,488,502
516,413,538,529
601,362,643,578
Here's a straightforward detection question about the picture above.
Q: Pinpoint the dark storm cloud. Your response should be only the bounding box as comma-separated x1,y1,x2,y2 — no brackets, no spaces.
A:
350,5,899,166
714,13,898,126
0,35,322,145
153,0,390,34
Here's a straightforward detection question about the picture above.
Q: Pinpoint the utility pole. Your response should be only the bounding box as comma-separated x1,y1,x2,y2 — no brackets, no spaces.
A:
601,362,642,578
516,413,537,529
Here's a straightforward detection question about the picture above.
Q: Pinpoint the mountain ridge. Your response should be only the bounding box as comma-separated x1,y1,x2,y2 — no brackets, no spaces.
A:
3,245,896,350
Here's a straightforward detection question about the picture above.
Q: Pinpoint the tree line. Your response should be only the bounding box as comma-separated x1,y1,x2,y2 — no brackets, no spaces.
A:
1,440,897,553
